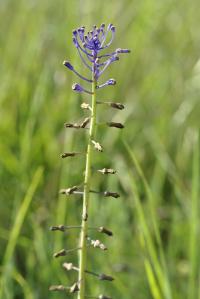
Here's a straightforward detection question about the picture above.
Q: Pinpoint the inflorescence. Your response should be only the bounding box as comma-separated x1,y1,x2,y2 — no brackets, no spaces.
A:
63,23,130,92
49,23,130,299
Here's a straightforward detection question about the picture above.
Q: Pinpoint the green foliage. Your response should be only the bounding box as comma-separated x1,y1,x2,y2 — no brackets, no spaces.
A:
0,0,199,298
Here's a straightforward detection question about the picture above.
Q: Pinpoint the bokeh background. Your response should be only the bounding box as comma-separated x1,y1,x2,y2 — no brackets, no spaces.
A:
0,0,200,298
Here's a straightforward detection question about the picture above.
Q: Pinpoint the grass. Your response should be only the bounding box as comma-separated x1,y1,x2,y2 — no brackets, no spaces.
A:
0,0,200,298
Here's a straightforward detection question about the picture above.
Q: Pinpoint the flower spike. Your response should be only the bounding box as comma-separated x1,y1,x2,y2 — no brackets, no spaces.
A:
51,23,130,299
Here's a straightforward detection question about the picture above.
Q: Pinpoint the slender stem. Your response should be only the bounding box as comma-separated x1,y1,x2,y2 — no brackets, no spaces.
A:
78,73,96,299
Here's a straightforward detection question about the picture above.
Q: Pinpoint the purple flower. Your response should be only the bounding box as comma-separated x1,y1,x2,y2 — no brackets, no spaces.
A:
63,61,74,70
72,83,93,95
97,79,116,89
107,79,116,85
63,60,93,83
116,48,131,54
64,24,130,92
72,83,83,92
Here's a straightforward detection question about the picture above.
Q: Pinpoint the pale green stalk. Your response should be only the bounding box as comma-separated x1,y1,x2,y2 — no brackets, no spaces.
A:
78,74,96,299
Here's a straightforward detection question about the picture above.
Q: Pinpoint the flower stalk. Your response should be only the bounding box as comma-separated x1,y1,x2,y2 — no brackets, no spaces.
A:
78,75,97,299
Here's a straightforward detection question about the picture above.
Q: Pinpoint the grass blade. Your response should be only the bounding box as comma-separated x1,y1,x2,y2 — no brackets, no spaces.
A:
0,167,43,298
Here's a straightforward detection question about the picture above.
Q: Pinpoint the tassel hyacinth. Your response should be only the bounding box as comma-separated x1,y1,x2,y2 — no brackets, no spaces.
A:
50,23,130,299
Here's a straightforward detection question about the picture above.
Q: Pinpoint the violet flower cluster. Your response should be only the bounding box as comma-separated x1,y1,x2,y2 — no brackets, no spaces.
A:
63,23,130,91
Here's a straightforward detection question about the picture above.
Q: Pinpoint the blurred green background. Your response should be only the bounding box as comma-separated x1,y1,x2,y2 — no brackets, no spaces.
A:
0,0,200,298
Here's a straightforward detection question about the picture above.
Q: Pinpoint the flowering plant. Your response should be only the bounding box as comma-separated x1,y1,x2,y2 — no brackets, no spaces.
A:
50,23,130,299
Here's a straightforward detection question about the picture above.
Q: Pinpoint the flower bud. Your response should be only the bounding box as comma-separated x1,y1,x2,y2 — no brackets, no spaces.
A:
61,152,80,158
63,60,73,70
109,102,124,110
107,79,116,85
72,83,84,92
53,247,80,258
116,48,131,54
72,30,78,36
50,225,65,232
59,186,78,195
107,122,124,129
99,273,114,281
91,140,103,152
98,168,116,175
98,295,112,299
49,285,66,292
69,282,79,293
104,191,120,198
62,262,74,271
98,226,113,236
81,102,91,110
80,117,90,128
53,249,67,258
90,239,107,251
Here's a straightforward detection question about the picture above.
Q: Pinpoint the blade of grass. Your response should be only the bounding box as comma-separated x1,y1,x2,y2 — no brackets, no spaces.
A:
0,167,43,299
144,128,190,213
124,141,171,299
188,131,199,299
139,231,162,299
0,266,34,299
126,169,163,298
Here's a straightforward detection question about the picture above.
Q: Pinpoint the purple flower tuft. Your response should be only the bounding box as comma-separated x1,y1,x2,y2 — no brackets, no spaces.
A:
64,24,130,83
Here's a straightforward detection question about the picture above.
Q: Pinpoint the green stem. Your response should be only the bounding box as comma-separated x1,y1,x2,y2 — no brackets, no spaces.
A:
78,75,96,299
